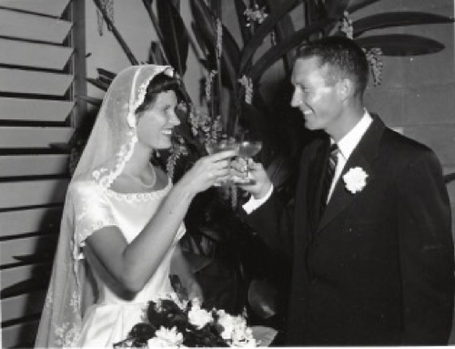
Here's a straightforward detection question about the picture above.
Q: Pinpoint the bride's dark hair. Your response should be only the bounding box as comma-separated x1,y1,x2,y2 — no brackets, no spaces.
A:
135,72,187,114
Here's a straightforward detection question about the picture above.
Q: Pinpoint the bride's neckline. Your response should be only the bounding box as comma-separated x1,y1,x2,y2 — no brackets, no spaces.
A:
122,163,156,189
104,177,171,201
104,164,171,197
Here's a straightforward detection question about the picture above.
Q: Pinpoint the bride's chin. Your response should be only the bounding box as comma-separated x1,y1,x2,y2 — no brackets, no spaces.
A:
153,142,172,151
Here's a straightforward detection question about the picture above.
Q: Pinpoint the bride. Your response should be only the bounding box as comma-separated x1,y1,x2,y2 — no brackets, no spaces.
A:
34,64,236,348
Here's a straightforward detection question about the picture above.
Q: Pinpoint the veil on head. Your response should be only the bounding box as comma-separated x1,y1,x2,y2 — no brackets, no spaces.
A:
34,64,176,348
74,64,177,188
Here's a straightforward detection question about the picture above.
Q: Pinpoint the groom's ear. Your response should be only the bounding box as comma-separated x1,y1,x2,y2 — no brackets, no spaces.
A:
337,78,353,101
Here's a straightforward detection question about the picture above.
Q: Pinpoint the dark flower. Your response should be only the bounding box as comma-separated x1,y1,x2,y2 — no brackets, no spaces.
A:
129,322,156,340
147,299,188,330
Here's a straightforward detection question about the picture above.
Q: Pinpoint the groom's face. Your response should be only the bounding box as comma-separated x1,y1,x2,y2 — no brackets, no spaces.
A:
291,57,344,136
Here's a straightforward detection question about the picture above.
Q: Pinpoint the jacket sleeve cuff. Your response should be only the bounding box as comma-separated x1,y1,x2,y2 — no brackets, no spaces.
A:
242,185,274,214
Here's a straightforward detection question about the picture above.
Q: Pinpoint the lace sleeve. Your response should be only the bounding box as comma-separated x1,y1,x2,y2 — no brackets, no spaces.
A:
70,181,117,253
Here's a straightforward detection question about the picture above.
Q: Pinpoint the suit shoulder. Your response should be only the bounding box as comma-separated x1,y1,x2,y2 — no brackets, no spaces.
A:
380,128,441,165
382,128,434,155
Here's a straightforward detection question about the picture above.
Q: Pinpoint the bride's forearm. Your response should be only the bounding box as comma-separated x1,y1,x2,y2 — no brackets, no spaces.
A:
120,181,196,291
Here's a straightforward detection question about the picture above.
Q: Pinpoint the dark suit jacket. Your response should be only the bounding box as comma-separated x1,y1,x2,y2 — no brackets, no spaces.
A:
247,115,454,346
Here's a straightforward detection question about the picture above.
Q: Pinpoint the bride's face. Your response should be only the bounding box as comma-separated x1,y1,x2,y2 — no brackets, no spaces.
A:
136,90,180,150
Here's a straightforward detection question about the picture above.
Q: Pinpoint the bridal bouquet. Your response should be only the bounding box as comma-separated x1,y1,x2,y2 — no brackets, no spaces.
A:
113,292,276,347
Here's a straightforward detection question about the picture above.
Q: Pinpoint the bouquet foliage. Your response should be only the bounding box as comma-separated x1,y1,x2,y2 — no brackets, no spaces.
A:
113,292,276,347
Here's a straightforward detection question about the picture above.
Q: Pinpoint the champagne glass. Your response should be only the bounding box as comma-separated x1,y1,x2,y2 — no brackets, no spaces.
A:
205,138,239,185
205,138,239,155
235,136,262,185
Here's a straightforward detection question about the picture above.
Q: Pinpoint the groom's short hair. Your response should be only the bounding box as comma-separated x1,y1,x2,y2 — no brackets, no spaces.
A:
297,36,369,97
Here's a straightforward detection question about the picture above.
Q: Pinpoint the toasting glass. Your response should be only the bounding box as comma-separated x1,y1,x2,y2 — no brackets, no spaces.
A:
234,133,262,185
205,138,239,186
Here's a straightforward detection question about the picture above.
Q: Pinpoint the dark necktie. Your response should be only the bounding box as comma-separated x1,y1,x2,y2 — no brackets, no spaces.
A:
320,143,339,216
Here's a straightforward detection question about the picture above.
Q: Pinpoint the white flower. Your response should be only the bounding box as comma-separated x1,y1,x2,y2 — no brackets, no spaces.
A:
231,325,256,347
188,303,213,329
216,310,236,340
343,167,368,194
147,326,183,347
216,310,256,346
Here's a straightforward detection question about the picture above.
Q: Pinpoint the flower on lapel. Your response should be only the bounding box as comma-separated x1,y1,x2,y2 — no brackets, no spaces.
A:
343,167,368,194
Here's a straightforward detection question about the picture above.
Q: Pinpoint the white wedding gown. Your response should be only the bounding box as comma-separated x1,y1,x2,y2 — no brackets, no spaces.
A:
71,179,185,348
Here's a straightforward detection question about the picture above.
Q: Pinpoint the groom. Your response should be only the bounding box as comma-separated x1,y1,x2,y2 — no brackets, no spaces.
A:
239,36,454,345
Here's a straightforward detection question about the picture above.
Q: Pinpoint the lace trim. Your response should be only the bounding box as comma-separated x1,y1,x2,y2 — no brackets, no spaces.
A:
105,179,172,202
94,133,138,190
131,66,174,113
54,321,81,348
75,179,172,253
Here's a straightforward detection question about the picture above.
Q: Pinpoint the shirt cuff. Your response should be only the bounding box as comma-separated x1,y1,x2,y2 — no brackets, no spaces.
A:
242,185,274,214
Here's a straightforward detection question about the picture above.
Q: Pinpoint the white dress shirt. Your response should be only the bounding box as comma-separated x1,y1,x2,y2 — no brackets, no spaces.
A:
243,111,373,213
326,111,373,202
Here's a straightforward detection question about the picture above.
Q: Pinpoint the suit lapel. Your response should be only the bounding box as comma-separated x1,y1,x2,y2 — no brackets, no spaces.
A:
307,140,331,232
316,115,385,233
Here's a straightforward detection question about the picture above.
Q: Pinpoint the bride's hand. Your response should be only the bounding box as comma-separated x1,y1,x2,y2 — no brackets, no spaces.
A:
177,149,237,194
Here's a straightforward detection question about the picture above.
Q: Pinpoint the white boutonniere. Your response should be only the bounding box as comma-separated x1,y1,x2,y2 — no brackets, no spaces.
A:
343,167,368,194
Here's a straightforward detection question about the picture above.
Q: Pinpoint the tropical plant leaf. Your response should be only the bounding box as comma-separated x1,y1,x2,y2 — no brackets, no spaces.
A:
240,0,300,75
96,68,117,81
323,0,350,36
239,101,273,146
304,0,325,25
93,0,139,65
249,19,335,81
324,0,350,19
190,0,217,52
355,34,445,56
157,0,189,75
79,96,103,107
354,12,455,37
96,75,113,86
170,0,179,10
141,0,167,64
221,28,241,88
191,22,209,59
194,31,235,88
264,0,297,72
148,41,167,65
234,0,252,45
347,0,382,14
86,77,110,91
190,0,240,89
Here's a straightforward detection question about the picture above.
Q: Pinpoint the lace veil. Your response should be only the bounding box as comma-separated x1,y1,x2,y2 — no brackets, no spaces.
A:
34,64,175,347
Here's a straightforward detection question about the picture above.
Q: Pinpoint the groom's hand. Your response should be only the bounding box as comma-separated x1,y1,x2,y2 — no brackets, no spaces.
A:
231,158,272,199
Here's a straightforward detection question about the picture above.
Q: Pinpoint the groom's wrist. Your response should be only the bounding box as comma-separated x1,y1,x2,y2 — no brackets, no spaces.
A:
243,184,274,214
253,181,273,200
